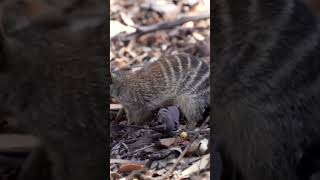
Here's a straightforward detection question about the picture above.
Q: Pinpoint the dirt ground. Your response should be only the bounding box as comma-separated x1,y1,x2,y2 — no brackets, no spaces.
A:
110,0,210,179
0,0,210,179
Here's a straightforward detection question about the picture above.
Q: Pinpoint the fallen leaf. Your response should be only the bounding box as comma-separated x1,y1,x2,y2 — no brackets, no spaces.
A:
187,139,201,155
120,12,135,26
110,171,122,179
181,154,210,177
169,146,183,155
199,138,209,155
183,21,194,28
192,32,205,41
159,138,176,147
110,20,136,38
118,163,144,173
143,0,180,21
137,31,169,46
189,0,209,15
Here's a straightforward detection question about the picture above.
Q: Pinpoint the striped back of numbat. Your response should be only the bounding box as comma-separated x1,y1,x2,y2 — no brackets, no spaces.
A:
111,53,210,128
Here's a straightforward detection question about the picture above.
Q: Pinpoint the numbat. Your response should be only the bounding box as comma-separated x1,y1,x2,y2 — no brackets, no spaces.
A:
111,53,210,128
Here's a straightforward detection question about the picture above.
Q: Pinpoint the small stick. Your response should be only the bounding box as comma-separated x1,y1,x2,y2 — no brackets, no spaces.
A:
156,117,210,179
110,159,146,165
156,143,191,180
112,12,210,41
121,144,156,158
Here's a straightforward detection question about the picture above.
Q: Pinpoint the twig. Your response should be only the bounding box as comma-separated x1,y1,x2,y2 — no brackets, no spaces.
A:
121,144,156,158
112,12,210,41
188,128,210,135
110,159,146,165
156,143,191,180
156,116,210,180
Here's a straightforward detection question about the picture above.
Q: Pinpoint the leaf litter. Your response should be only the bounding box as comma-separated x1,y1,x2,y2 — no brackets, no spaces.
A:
110,0,210,179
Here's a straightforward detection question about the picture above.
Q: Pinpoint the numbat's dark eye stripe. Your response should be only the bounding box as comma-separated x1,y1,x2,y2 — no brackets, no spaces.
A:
111,53,210,128
213,0,320,180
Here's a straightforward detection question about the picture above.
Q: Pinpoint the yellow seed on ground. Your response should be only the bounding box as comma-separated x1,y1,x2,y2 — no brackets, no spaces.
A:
180,131,188,139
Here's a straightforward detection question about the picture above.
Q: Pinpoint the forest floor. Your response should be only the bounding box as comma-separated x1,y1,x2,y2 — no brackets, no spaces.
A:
110,0,210,179
0,0,210,179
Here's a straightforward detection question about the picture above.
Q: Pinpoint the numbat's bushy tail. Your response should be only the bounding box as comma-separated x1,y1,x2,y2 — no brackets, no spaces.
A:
111,53,210,128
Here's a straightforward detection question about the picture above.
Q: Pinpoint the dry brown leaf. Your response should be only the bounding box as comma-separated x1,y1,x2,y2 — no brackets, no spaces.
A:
110,171,122,179
137,31,169,46
118,163,145,173
159,138,176,147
